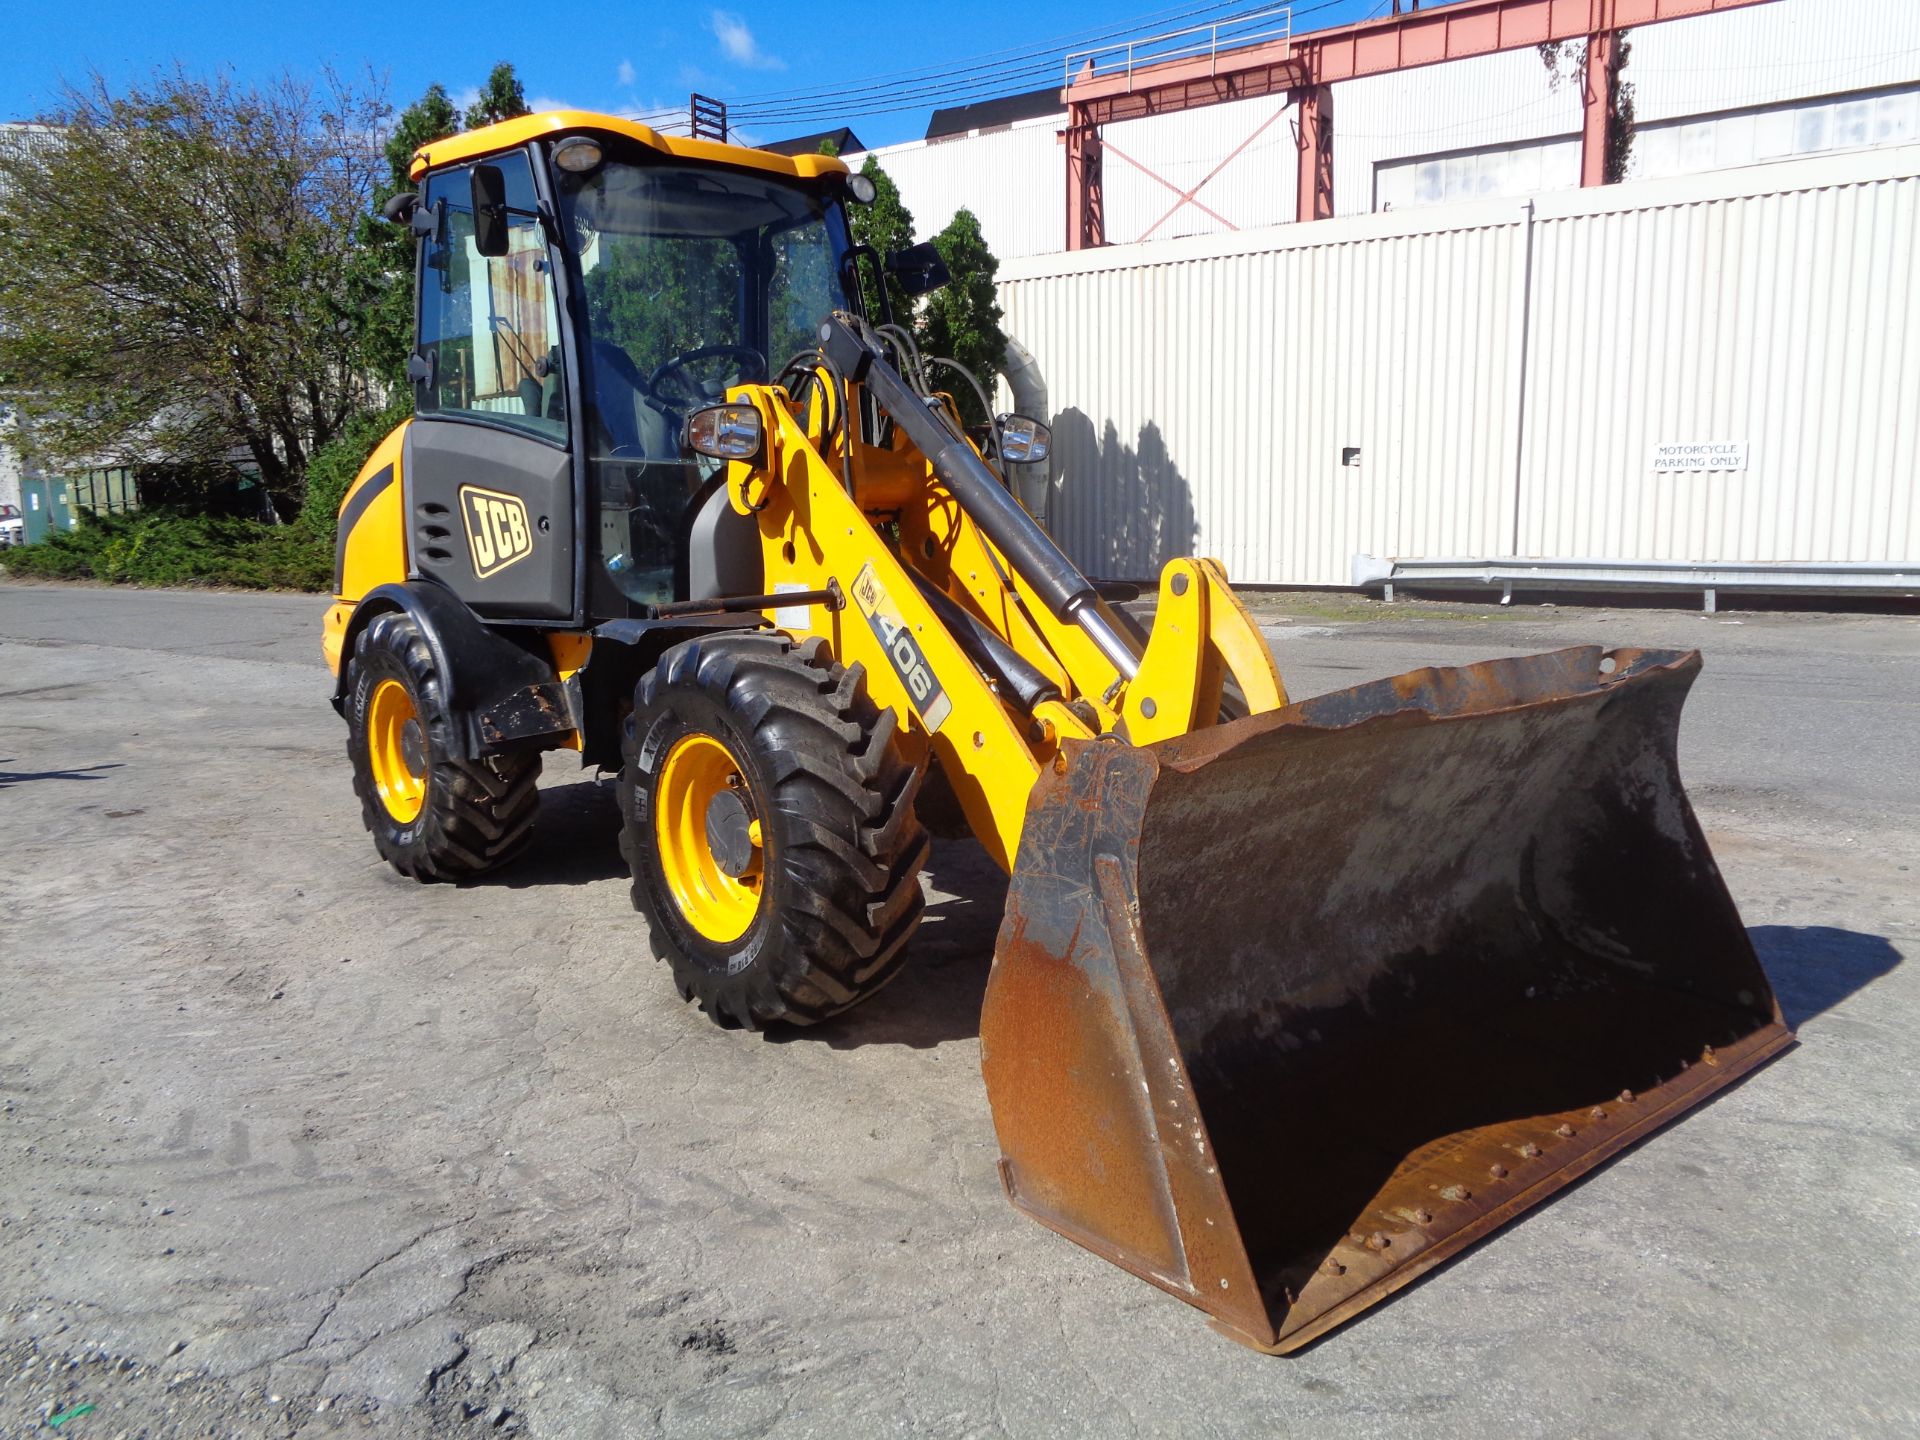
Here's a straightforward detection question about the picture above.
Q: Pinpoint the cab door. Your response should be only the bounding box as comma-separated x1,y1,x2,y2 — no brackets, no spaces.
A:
407,149,575,620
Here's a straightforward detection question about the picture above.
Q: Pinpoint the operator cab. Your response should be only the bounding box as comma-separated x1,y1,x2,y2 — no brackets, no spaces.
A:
398,113,863,626
555,147,857,612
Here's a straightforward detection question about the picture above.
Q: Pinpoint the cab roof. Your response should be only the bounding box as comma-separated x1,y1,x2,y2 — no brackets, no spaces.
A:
409,110,851,184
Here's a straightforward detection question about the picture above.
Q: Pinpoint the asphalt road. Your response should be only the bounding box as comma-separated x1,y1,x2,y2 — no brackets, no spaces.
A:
2,582,1916,1439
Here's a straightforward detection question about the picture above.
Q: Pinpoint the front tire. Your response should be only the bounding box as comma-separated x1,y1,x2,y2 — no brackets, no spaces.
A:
619,631,929,1029
345,610,541,881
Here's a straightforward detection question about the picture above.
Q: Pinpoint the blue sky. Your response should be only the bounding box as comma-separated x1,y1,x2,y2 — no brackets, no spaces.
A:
4,1,1396,150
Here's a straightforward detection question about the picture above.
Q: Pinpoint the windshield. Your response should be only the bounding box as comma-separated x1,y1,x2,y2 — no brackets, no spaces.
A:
555,157,854,609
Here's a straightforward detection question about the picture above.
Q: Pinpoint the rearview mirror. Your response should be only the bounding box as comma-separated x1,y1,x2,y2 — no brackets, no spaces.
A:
380,191,420,224
886,241,949,297
998,414,1052,466
471,165,509,258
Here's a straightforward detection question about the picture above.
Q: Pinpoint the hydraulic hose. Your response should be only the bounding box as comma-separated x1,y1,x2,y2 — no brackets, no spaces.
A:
818,315,1140,681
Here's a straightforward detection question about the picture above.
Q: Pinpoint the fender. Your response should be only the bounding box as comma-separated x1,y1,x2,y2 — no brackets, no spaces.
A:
331,581,569,758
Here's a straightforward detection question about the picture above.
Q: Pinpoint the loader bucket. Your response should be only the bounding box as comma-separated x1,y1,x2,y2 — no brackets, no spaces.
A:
980,646,1791,1354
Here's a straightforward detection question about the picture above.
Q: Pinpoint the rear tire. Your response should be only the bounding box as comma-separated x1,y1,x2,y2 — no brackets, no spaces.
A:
345,610,542,881
619,630,929,1029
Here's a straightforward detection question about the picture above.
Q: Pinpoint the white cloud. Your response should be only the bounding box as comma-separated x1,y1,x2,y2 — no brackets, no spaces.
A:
616,58,636,87
527,95,573,113
709,10,784,70
451,86,481,114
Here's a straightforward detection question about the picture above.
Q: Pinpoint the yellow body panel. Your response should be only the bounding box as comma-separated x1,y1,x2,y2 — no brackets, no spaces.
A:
324,422,412,679
410,111,850,183
321,601,352,679
727,374,1291,868
740,394,1042,871
335,423,410,601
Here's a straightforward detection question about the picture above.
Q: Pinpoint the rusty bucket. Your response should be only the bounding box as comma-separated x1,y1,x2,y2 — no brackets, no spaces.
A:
980,646,1791,1354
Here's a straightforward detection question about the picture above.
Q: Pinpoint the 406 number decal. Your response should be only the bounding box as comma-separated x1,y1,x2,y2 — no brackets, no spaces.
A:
851,563,952,732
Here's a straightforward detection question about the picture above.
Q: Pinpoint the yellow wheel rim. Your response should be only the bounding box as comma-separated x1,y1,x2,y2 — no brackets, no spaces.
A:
654,732,764,944
367,678,428,824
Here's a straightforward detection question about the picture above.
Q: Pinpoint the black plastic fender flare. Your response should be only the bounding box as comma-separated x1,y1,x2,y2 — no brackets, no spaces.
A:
331,582,560,757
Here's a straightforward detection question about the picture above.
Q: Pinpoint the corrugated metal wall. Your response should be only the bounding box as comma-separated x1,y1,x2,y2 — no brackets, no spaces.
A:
1519,148,1920,565
997,145,1920,584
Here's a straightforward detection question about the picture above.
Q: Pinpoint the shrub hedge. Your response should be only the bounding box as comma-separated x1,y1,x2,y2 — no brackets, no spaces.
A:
1,509,333,591
3,398,410,593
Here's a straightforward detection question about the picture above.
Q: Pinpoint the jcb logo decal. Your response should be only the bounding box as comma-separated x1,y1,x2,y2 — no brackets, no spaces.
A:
851,563,952,732
460,486,534,579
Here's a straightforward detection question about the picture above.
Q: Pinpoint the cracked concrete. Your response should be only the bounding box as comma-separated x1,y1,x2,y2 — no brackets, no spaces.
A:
1,582,1916,1438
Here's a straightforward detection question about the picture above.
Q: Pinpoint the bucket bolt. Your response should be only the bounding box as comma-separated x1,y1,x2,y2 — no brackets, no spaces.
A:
1489,1163,1509,1179
1518,1142,1542,1159
1439,1185,1472,1202
1554,1123,1576,1138
1321,1257,1346,1277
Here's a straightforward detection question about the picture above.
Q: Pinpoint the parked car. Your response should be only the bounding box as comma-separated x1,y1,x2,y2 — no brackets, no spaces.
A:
0,503,24,547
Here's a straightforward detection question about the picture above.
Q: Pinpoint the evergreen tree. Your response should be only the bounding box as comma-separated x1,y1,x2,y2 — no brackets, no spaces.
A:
465,64,531,130
850,156,918,323
351,83,462,389
917,208,1006,428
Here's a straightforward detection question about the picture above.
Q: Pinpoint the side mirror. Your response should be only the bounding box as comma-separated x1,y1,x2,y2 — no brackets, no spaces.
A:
998,414,1052,465
683,403,764,461
886,241,950,297
380,191,420,224
471,165,510,258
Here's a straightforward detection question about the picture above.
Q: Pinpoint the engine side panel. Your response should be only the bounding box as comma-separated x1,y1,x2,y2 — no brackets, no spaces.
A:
324,422,412,679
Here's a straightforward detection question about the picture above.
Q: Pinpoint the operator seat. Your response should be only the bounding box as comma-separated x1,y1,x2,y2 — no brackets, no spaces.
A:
588,340,676,459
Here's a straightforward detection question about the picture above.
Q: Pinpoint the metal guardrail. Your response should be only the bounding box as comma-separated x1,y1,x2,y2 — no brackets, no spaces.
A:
1065,6,1294,90
1351,554,1920,611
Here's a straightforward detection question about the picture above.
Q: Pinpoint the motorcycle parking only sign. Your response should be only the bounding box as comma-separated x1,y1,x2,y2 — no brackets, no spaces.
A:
1652,441,1749,472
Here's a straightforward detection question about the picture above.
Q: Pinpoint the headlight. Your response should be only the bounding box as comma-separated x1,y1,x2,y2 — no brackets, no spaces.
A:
552,136,604,174
684,403,763,461
847,173,877,204
998,414,1051,465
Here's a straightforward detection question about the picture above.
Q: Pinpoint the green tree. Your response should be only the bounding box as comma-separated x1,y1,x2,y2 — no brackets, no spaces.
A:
352,66,533,393
0,69,387,517
917,208,1007,428
464,63,531,131
850,155,917,323
1538,33,1635,182
350,82,462,390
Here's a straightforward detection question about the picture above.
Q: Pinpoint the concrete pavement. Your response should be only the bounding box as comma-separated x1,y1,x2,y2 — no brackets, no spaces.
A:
1,581,1915,1438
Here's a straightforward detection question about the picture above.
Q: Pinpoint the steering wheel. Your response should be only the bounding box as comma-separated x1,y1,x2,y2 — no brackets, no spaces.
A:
649,345,767,407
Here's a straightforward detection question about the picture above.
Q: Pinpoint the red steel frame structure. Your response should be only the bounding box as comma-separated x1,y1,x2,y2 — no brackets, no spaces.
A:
1062,0,1779,249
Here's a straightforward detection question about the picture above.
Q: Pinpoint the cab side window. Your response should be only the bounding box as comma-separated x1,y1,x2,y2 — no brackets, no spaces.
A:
417,152,567,442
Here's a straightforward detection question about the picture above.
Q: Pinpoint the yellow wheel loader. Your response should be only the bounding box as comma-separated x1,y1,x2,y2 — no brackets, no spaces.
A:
324,111,1792,1354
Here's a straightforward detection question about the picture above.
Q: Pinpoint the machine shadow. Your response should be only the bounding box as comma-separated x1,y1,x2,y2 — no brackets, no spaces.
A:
1747,924,1904,1029
771,838,1007,1050
479,776,630,888
0,760,124,788
1049,409,1198,583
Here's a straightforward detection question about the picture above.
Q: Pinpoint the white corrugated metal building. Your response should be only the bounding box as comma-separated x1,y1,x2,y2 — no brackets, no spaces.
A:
841,0,1920,596
847,0,1920,258
997,147,1919,591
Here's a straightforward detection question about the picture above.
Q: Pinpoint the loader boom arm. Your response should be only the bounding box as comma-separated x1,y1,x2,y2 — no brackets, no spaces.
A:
727,317,1288,867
